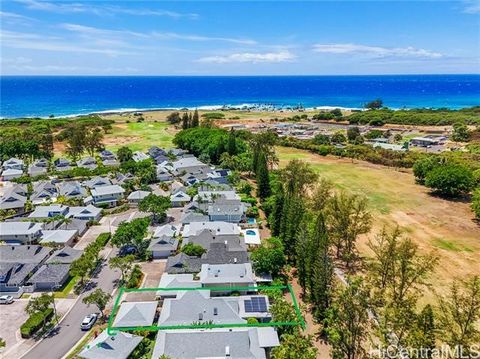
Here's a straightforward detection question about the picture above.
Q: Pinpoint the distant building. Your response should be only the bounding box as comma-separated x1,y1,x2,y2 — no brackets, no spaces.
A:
410,137,440,147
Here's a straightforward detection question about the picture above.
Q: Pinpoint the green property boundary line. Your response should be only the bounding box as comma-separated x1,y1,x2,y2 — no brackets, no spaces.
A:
106,284,305,335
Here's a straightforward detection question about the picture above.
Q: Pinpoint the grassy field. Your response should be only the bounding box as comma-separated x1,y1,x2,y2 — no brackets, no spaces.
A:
104,120,175,152
277,146,480,300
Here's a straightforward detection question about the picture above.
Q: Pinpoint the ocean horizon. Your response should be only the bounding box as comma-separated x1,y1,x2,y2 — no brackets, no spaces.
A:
1,74,479,118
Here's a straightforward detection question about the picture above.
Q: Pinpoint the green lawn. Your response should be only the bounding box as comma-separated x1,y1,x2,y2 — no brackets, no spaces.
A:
277,147,420,214
53,276,80,299
105,121,175,152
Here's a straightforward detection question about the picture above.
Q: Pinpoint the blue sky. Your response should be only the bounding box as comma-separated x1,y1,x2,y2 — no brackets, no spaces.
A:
1,0,479,75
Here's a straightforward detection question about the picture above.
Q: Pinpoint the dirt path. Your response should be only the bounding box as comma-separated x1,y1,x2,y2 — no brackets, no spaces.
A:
284,272,332,359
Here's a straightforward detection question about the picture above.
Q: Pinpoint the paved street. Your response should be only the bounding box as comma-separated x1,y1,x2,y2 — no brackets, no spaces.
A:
19,248,120,359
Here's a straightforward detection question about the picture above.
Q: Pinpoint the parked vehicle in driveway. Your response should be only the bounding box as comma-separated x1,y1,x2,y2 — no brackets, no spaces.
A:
119,245,137,256
0,295,14,304
80,313,98,330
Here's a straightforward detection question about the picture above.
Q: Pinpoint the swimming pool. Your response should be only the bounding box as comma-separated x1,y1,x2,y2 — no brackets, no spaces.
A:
247,218,256,224
245,229,256,236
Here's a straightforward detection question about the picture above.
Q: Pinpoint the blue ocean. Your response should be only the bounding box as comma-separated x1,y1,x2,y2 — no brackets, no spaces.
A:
1,75,479,118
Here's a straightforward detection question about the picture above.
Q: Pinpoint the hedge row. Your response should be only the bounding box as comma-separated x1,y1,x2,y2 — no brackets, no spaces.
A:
278,137,426,168
126,265,143,289
20,308,54,338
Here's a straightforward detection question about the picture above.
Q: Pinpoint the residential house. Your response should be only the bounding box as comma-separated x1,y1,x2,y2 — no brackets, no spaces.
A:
149,235,179,259
148,146,167,160
2,157,24,171
156,165,173,182
7,183,28,196
182,229,246,252
170,190,191,207
88,184,125,207
40,229,78,246
77,156,97,170
111,172,135,186
168,157,210,176
0,222,44,244
32,180,58,204
153,224,180,238
84,176,112,189
207,200,246,223
78,330,143,359
99,150,116,161
180,172,208,187
198,263,256,292
99,149,119,166
152,327,279,359
182,221,241,239
180,212,209,225
158,290,271,327
1,168,23,181
165,253,203,275
47,247,82,264
28,158,49,176
28,263,70,291
132,151,149,162
0,190,27,213
157,273,202,298
68,205,102,221
29,204,69,219
102,157,119,167
166,242,249,275
127,190,151,205
112,301,158,328
0,245,51,293
54,158,71,172
57,181,87,199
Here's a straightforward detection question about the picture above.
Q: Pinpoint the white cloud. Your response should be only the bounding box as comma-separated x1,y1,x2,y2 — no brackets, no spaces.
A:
59,23,256,45
151,32,256,45
16,0,198,18
462,0,480,13
312,43,443,59
197,51,296,64
0,30,132,56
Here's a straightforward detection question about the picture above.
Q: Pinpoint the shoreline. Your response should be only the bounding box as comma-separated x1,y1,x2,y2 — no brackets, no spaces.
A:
1,103,477,120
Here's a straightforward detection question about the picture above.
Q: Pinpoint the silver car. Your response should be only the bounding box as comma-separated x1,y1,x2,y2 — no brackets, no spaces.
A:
0,295,14,304
80,313,98,330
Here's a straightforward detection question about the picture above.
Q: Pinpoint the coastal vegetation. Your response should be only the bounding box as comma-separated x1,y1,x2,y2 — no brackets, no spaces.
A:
344,106,480,126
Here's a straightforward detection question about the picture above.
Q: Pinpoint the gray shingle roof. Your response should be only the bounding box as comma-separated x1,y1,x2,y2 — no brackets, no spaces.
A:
47,247,82,264
152,328,274,359
148,235,179,252
28,263,70,284
79,330,143,359
113,301,158,328
0,245,50,264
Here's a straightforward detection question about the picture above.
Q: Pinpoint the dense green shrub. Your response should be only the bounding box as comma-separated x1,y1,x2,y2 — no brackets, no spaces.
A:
126,265,143,288
20,308,54,338
181,243,206,257
173,127,247,164
424,164,474,197
472,189,480,220
347,107,480,126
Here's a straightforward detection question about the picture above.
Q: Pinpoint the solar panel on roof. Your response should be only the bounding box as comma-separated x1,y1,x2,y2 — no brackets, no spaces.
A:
244,297,267,313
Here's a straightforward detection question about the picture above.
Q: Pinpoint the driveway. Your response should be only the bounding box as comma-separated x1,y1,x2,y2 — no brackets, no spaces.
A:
124,260,165,302
0,300,29,354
